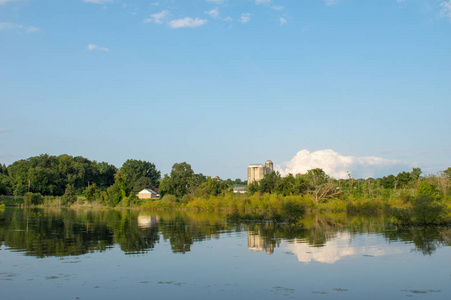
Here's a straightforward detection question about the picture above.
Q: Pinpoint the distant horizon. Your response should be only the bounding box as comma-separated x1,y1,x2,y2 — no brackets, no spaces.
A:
1,0,450,180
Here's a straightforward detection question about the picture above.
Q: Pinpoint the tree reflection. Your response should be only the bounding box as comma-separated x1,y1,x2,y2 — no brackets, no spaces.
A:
0,208,449,258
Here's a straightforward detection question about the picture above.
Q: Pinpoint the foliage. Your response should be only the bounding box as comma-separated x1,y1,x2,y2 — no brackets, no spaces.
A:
62,184,77,205
116,159,160,195
159,162,206,198
83,183,99,203
0,173,12,195
23,192,44,206
6,154,117,196
391,195,448,226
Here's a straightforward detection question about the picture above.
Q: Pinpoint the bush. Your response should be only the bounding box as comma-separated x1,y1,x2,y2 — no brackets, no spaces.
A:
411,195,446,225
23,192,43,206
62,184,77,205
391,195,448,225
281,201,305,223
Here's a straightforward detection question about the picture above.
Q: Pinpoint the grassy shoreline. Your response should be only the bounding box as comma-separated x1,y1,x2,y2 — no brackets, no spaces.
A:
5,191,450,226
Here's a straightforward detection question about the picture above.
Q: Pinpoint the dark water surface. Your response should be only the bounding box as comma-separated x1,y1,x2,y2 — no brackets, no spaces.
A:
1,208,450,299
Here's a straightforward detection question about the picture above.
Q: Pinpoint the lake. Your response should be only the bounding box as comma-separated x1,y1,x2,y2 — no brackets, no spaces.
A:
1,208,450,299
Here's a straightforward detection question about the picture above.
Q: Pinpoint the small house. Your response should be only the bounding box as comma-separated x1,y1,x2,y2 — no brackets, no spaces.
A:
137,188,159,199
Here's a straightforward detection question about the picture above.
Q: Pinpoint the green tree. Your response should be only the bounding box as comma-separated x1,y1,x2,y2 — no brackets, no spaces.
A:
62,184,77,205
116,159,160,195
23,192,44,206
83,183,99,202
259,171,281,194
411,195,446,225
159,162,195,198
417,181,441,200
0,173,12,195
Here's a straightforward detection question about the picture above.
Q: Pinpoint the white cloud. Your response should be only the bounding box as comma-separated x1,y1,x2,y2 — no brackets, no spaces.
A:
87,44,109,51
256,0,271,4
279,17,287,25
224,16,233,21
240,13,251,23
324,0,338,6
0,22,40,33
206,0,224,4
440,1,451,20
143,10,170,24
276,149,407,179
82,0,113,4
205,8,219,18
272,5,284,10
168,17,208,28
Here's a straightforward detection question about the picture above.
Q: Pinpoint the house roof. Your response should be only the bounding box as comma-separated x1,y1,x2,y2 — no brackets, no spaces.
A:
139,188,157,194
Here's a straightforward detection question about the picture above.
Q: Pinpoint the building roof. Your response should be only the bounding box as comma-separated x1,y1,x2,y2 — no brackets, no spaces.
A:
139,189,157,194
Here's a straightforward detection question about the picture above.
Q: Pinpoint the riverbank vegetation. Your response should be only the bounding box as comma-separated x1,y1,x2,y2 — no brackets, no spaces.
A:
1,154,450,224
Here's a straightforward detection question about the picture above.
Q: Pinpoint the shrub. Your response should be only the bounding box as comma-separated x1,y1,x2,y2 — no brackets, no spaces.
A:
23,192,43,206
62,184,77,205
391,195,448,225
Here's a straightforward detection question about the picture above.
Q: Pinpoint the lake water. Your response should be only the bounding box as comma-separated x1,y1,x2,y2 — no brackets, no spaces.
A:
1,208,450,299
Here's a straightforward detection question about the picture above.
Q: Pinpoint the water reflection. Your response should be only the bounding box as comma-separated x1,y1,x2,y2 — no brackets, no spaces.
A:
0,208,449,260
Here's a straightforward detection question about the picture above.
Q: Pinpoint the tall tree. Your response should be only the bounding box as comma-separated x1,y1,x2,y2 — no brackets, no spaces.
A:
116,159,160,195
159,162,196,198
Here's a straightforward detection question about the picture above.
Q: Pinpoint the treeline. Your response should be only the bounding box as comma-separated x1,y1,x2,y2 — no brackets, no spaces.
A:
0,154,160,206
0,154,242,206
246,167,448,202
1,154,451,225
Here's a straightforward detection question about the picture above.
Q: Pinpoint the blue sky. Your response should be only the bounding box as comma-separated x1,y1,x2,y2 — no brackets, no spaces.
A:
1,0,450,179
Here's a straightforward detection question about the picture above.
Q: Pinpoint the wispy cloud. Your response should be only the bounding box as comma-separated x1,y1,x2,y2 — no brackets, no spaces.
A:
0,0,23,5
0,22,39,33
0,128,11,133
82,0,113,4
143,10,170,24
168,17,208,28
205,8,219,18
206,0,224,4
272,5,284,10
240,13,251,23
279,17,287,25
276,149,408,179
440,1,451,20
87,44,109,52
324,0,338,6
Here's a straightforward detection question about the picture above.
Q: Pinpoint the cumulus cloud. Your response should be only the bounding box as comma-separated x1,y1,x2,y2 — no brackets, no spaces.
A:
205,8,219,18
276,149,408,179
143,10,170,24
168,17,208,28
87,44,109,51
0,22,39,33
82,0,113,4
240,13,251,23
440,1,451,20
